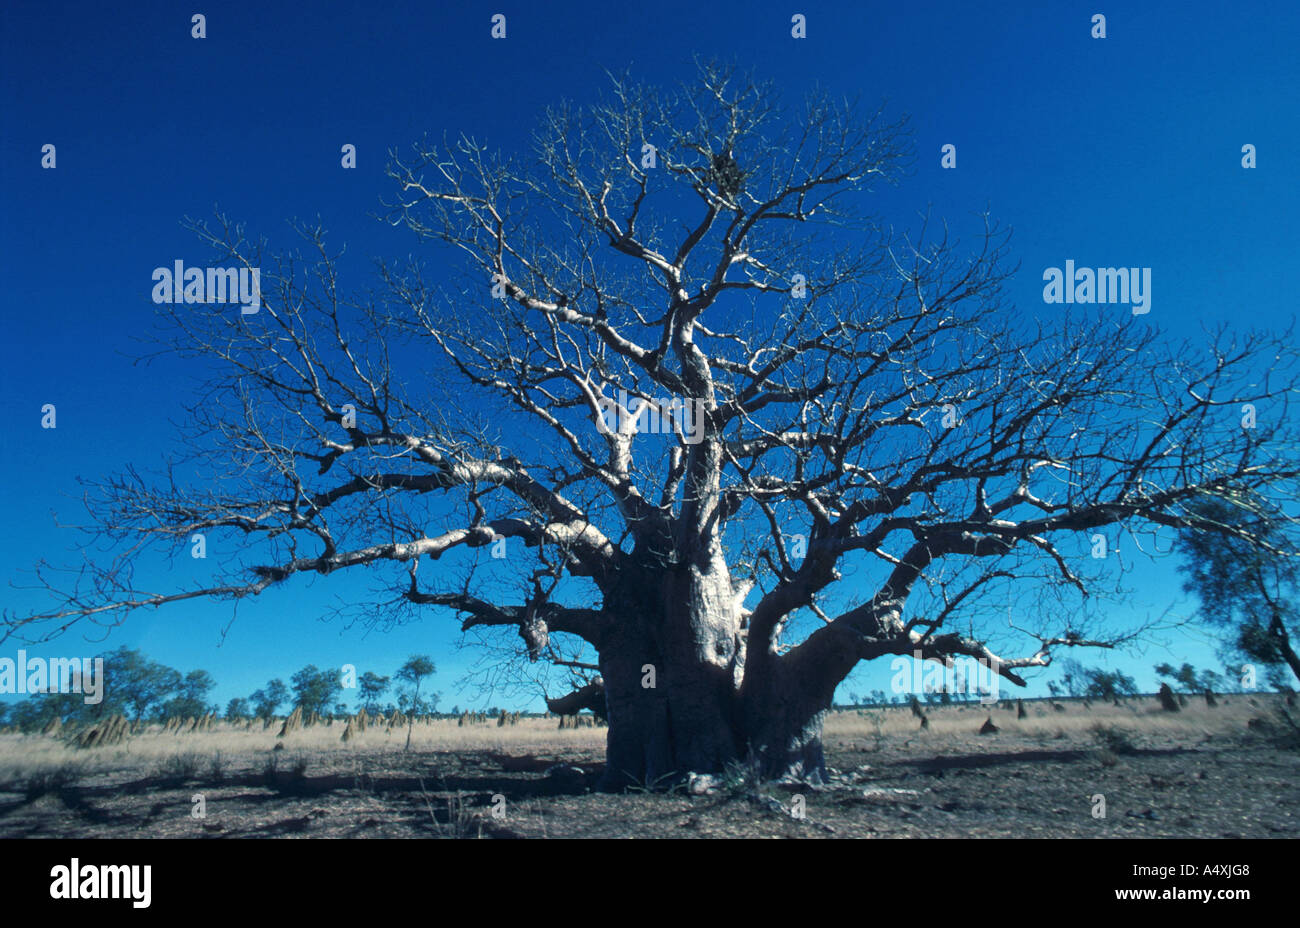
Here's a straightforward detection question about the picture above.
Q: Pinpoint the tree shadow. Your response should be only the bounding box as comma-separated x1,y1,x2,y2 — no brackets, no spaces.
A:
897,744,1204,774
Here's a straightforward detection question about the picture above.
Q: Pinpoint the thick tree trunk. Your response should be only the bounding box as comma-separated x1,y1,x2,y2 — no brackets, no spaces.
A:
595,574,743,785
738,644,847,785
594,558,834,790
594,555,749,789
600,643,748,789
599,650,832,788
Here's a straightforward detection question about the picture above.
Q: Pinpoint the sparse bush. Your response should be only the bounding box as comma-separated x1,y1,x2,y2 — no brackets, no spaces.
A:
859,709,886,751
1251,706,1300,750
1091,724,1136,756
154,752,202,785
25,762,85,800
421,784,483,839
263,752,310,794
716,757,764,798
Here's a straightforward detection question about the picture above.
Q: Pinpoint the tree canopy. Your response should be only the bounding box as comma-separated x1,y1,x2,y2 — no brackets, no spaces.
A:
6,63,1299,782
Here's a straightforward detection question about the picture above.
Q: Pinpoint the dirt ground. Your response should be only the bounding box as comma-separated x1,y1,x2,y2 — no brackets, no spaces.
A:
1,695,1295,838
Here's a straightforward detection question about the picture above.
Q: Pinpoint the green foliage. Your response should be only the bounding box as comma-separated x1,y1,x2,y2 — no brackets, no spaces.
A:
1083,669,1139,700
101,647,182,721
250,679,288,719
396,656,437,716
1058,658,1138,700
1175,495,1299,683
6,647,214,731
1057,659,1088,698
358,671,390,711
290,665,343,716
1156,662,1203,693
717,758,763,797
397,656,436,682
160,669,216,721
8,691,81,732
1154,662,1236,694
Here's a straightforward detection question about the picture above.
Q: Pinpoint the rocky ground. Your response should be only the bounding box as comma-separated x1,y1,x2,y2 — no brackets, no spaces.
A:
1,697,1295,838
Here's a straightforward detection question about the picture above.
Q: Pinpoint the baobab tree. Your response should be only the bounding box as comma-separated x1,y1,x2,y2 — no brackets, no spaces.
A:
9,63,1300,787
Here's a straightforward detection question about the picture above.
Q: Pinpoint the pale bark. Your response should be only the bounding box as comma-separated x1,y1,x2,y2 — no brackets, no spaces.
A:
9,64,1300,788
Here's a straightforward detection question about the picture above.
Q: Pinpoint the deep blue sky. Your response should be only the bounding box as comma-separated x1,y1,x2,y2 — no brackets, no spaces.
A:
2,0,1296,711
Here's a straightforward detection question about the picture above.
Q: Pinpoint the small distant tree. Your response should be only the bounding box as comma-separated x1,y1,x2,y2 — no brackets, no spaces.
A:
1213,666,1246,694
1059,659,1137,700
1154,662,1200,693
225,697,251,721
290,665,343,716
101,648,182,721
396,655,436,751
1057,659,1089,698
921,686,949,706
250,678,288,720
1264,665,1294,693
161,669,216,720
1198,669,1226,694
358,672,390,712
9,697,58,733
1082,668,1138,701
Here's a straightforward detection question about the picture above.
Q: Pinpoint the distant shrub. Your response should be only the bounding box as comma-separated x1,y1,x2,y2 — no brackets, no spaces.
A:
154,752,202,785
1091,724,1136,756
25,762,85,800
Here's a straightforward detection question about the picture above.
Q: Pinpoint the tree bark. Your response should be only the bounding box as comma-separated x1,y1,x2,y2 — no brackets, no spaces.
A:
593,558,838,789
594,558,753,789
738,638,853,784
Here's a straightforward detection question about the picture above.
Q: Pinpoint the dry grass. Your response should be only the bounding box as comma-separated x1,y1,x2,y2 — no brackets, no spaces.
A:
0,695,1293,838
825,695,1268,742
0,695,1282,790
0,716,607,786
